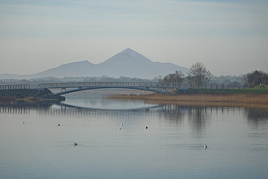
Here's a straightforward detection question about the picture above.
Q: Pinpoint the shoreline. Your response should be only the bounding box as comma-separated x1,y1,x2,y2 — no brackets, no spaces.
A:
0,88,65,102
108,93,268,108
0,96,64,103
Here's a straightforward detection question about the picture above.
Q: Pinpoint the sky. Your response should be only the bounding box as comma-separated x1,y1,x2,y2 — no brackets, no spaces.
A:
0,0,268,77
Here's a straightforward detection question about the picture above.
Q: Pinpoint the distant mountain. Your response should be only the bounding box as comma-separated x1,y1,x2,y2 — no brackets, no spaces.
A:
0,48,189,79
96,48,188,78
34,60,96,78
0,73,22,79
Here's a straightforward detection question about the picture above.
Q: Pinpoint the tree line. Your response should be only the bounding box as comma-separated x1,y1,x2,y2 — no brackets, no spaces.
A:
159,62,212,88
242,70,268,88
160,62,267,88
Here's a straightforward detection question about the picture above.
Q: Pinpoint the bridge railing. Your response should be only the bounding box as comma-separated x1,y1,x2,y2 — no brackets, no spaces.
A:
194,85,250,90
0,84,30,90
38,82,262,90
38,82,181,88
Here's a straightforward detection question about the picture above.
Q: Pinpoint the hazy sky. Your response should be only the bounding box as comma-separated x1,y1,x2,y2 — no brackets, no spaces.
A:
0,0,267,77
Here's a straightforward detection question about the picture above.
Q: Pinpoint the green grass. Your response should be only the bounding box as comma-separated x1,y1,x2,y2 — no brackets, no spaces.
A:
190,88,268,94
251,85,267,89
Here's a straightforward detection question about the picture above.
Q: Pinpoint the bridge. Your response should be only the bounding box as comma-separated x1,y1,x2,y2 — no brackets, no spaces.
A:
37,82,182,95
0,84,30,90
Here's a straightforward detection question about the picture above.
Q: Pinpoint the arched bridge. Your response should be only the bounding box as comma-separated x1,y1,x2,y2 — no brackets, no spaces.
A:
38,82,182,95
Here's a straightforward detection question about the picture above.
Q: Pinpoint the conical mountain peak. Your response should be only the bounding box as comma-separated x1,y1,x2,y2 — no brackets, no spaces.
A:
119,48,136,54
103,48,153,64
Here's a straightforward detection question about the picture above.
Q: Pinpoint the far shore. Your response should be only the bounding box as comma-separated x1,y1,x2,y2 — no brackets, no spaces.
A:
0,96,61,103
108,93,268,108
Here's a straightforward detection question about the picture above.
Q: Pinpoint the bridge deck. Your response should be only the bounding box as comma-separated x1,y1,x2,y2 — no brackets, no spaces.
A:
0,84,30,90
38,82,181,95
38,82,180,89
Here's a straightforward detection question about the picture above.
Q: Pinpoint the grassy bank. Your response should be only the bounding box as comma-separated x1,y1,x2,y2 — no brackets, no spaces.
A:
109,92,268,107
190,88,268,94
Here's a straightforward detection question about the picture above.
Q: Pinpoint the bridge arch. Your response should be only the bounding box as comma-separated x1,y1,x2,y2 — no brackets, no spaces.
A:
38,82,181,96
54,86,170,96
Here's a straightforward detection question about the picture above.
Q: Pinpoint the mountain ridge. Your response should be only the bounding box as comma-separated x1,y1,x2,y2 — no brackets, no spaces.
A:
0,48,189,79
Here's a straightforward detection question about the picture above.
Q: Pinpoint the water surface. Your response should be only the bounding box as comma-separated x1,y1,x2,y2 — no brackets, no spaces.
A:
1,91,268,179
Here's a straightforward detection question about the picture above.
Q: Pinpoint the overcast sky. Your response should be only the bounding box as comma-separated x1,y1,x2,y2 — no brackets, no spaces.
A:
0,0,267,77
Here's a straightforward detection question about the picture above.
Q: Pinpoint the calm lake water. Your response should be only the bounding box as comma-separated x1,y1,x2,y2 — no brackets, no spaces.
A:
1,90,268,179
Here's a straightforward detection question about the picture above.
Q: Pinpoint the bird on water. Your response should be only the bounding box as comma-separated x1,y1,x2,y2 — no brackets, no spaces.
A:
204,145,207,149
73,142,77,146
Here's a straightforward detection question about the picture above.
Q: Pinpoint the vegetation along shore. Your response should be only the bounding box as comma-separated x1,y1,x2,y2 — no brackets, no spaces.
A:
109,88,268,108
108,62,268,108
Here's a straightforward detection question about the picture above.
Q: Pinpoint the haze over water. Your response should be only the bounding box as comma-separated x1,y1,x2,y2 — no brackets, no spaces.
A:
1,91,268,179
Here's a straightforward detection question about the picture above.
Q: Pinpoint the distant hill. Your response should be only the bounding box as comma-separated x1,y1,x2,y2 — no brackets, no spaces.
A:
0,48,189,79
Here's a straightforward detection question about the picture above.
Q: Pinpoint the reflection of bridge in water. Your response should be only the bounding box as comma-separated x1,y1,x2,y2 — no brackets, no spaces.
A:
1,102,268,122
0,106,31,114
38,82,182,95
1,103,267,134
0,100,56,114
57,102,161,111
38,103,162,117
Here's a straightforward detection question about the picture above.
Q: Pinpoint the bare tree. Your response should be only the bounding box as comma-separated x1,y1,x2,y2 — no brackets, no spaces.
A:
162,71,184,86
157,75,163,83
187,62,212,88
241,74,248,87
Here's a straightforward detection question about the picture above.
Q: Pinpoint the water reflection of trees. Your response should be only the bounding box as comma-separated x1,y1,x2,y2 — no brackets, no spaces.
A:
187,106,211,134
158,105,268,133
159,105,187,126
244,107,268,128
155,105,212,133
1,101,268,130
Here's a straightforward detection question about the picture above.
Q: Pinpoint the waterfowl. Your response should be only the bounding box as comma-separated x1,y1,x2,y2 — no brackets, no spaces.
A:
73,142,77,146
57,124,60,126
204,145,207,149
145,126,148,129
